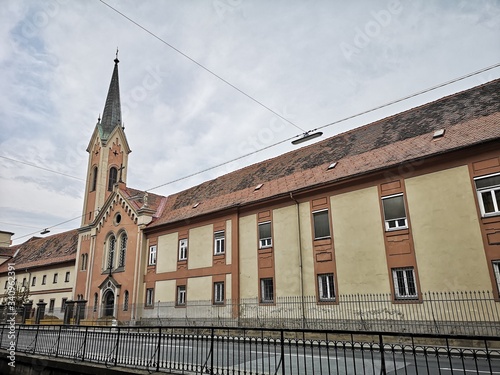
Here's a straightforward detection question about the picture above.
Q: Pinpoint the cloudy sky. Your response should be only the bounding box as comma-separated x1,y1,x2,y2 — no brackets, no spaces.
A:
1,0,499,244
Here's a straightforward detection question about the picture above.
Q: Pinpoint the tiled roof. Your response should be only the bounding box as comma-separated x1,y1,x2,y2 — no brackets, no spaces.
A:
121,187,166,217
0,230,78,273
148,79,500,228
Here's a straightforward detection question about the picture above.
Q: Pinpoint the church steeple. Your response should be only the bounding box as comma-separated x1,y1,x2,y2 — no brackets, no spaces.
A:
98,50,122,141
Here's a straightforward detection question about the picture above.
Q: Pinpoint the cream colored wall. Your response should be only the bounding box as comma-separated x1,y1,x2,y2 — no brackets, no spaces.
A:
331,187,390,294
156,232,178,273
274,205,301,297
187,276,212,301
406,166,489,291
226,273,232,302
155,279,176,303
226,220,232,265
188,225,213,269
239,214,258,299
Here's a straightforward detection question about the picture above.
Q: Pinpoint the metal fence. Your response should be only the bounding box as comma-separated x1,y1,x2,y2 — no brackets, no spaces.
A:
11,291,500,336
136,291,500,336
1,324,499,374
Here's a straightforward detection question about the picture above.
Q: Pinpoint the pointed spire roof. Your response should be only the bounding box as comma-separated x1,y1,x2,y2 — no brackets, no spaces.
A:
98,53,122,141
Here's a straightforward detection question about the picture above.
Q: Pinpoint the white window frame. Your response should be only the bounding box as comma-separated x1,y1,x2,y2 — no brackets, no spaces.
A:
493,261,500,295
214,231,225,255
179,239,188,261
177,285,186,306
148,245,157,266
312,209,331,240
317,273,335,302
145,288,154,307
48,299,55,313
260,278,274,304
53,273,58,284
214,282,225,304
258,222,272,249
382,193,408,231
65,272,70,283
475,173,500,217
392,267,418,300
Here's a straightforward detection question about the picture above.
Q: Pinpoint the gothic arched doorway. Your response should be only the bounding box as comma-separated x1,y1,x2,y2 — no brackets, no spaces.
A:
103,290,115,317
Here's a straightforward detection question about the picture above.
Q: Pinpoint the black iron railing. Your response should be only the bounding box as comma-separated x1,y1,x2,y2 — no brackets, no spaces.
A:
1,324,499,374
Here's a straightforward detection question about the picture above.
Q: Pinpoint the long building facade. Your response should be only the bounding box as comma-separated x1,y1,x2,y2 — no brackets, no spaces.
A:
2,59,499,331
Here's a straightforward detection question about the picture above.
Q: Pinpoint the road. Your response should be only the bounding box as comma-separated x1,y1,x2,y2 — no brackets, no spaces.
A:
6,327,500,374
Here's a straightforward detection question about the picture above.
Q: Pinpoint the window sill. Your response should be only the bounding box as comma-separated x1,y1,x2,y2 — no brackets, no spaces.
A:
385,227,409,233
481,214,500,224
393,297,421,304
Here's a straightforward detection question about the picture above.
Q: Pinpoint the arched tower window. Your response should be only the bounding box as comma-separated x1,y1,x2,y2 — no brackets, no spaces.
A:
107,235,116,270
93,293,98,312
91,166,98,191
118,232,127,268
123,290,129,311
108,167,118,191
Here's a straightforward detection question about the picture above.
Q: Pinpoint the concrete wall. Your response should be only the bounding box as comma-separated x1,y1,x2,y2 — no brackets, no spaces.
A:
156,232,178,273
406,166,490,291
239,214,258,299
332,187,390,294
188,225,213,269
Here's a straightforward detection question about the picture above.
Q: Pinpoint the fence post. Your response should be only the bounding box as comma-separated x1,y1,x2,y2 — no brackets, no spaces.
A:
280,329,285,375
210,327,215,373
32,324,40,354
81,326,88,362
156,327,162,372
114,327,120,367
55,325,62,358
379,334,386,375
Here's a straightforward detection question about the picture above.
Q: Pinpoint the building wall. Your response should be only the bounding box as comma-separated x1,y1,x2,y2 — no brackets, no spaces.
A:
406,165,490,291
188,225,213,270
332,186,390,294
239,214,258,299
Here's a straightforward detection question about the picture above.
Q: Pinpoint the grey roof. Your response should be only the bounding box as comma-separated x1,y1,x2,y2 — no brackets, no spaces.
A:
98,58,122,141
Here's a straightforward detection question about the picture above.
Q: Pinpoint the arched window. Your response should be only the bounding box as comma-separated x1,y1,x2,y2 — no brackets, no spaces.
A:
123,290,129,311
81,253,88,271
107,235,116,270
93,293,98,312
91,166,98,191
108,167,118,191
118,233,127,268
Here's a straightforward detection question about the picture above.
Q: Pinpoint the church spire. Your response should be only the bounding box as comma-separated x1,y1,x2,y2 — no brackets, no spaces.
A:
98,50,122,141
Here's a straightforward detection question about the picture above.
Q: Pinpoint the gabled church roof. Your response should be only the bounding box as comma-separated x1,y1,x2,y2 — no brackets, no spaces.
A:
147,78,500,228
98,57,122,141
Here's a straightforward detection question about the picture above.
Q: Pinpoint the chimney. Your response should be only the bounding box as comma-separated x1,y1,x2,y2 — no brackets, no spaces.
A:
0,231,14,247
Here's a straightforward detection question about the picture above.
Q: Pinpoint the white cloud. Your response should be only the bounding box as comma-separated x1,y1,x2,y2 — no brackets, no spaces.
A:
0,0,499,243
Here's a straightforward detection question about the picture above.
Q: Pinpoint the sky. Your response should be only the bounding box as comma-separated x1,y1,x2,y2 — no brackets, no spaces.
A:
0,0,499,245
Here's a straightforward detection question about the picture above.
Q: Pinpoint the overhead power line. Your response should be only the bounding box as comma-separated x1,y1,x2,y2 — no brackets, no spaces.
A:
99,0,305,133
0,155,84,181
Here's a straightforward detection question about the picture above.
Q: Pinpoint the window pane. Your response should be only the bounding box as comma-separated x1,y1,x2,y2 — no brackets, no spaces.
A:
259,222,271,239
313,211,330,239
383,195,406,220
475,174,500,189
261,278,274,303
405,269,416,296
495,190,500,211
481,191,495,213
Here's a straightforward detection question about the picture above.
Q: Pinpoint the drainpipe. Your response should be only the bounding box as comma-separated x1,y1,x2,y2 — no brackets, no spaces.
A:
290,192,306,329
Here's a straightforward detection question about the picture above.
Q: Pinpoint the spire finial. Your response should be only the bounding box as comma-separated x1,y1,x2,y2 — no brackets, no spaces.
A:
114,47,119,64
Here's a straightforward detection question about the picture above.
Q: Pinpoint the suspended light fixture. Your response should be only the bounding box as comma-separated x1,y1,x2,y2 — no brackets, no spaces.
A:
291,130,323,145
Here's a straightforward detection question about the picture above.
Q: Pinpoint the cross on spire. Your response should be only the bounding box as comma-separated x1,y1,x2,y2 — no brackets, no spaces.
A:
118,163,125,182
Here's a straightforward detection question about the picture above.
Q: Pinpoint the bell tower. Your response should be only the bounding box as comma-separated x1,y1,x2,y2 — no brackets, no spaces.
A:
81,54,131,226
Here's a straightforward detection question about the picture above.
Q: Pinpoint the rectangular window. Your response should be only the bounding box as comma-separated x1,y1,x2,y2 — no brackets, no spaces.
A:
48,299,55,313
42,275,47,285
258,222,272,248
145,288,154,307
392,267,418,300
260,278,274,303
65,272,70,282
61,298,67,312
475,173,500,216
22,278,26,287
214,231,225,255
313,210,331,239
214,282,224,304
53,273,58,284
382,194,408,230
148,245,157,266
31,277,36,287
177,285,186,306
4,281,7,289
179,239,188,261
493,261,500,295
317,273,335,301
